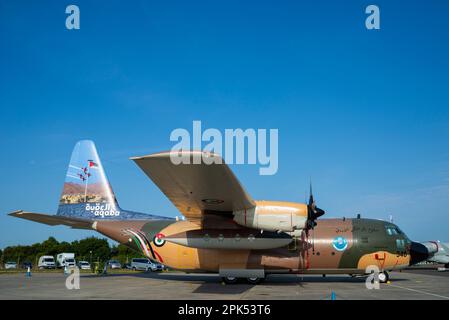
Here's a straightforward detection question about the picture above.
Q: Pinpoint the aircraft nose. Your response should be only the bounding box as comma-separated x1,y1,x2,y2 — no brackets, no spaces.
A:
409,241,431,265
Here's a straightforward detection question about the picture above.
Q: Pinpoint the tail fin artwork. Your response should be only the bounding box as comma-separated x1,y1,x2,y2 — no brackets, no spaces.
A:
57,140,121,219
9,140,169,227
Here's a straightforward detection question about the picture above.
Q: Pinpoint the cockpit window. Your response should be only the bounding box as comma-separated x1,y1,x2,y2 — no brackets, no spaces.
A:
386,226,399,236
396,239,406,251
385,225,405,236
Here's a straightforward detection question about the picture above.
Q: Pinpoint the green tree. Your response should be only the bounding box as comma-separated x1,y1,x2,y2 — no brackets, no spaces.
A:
110,243,143,265
73,237,110,262
41,237,59,256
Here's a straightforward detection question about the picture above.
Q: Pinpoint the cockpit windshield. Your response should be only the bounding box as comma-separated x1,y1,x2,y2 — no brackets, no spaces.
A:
385,226,403,236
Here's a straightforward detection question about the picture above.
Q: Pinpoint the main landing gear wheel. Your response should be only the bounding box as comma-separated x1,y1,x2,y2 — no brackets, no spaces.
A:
378,271,389,283
246,277,264,284
222,276,239,284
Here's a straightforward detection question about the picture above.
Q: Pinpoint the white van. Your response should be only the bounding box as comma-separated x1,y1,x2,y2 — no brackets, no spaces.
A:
38,256,55,269
56,253,76,268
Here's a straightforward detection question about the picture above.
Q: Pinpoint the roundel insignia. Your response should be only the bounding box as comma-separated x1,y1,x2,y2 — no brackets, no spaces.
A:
154,233,165,247
332,236,348,251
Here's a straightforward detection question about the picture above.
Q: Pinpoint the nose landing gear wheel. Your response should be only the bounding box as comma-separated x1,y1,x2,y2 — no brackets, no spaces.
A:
222,276,239,284
378,271,389,283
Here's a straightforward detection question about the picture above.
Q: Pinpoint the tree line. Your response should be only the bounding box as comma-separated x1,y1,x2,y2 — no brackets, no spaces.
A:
0,236,144,267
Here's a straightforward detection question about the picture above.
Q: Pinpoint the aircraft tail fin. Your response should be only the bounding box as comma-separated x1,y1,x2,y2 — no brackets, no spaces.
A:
57,140,122,220
10,140,171,225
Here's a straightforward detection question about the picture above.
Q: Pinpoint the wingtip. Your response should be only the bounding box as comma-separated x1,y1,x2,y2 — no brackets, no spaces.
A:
8,210,24,216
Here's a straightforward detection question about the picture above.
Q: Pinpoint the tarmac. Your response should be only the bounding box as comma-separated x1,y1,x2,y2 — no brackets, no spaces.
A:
1,267,448,300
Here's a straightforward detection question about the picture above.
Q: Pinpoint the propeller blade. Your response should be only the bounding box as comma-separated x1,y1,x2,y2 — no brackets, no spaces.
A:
308,181,314,207
306,181,325,229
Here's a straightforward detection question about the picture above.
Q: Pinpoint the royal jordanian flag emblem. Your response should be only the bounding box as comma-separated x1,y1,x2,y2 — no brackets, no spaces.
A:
88,160,98,168
124,229,164,262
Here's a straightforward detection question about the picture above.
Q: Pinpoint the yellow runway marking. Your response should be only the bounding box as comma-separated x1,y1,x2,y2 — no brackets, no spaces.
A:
387,283,449,300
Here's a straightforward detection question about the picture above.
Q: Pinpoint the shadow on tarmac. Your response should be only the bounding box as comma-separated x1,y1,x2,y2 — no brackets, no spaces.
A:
81,271,411,285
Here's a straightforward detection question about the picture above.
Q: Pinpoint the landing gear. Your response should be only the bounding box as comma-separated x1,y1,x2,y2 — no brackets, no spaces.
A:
221,276,265,284
378,271,389,283
246,277,263,284
222,276,239,284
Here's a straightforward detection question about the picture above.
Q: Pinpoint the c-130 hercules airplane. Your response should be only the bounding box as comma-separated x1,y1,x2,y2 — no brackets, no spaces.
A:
10,140,431,284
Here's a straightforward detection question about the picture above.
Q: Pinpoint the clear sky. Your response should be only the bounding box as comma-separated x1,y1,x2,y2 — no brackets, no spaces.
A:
1,0,449,248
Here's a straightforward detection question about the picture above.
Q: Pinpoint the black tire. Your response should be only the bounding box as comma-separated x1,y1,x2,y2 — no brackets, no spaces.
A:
246,277,263,284
132,267,136,271
222,276,239,284
378,271,389,283
445,263,449,269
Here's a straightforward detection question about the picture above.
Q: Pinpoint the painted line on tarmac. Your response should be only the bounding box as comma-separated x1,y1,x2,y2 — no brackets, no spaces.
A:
387,283,449,300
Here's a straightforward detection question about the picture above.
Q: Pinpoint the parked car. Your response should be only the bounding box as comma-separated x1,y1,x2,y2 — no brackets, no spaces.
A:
122,263,131,269
77,261,91,270
38,256,55,269
107,260,121,269
21,262,33,269
131,258,162,272
153,262,164,271
5,261,17,269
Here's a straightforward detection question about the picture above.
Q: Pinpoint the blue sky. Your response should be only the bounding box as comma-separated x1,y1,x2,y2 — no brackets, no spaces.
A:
1,0,449,248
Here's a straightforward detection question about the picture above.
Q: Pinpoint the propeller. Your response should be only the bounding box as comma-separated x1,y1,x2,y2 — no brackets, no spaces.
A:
306,181,325,229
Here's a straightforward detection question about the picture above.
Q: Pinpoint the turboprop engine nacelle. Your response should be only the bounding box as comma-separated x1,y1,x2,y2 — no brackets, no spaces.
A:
421,241,439,256
233,201,308,232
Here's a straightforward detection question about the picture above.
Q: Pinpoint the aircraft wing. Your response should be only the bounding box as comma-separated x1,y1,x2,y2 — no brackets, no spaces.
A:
8,210,93,229
131,151,256,223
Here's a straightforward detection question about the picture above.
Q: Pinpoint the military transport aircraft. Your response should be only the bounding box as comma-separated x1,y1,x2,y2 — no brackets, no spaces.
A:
9,140,431,284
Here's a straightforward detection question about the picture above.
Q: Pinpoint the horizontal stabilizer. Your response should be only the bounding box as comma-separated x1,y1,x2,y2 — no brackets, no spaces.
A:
9,210,93,230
